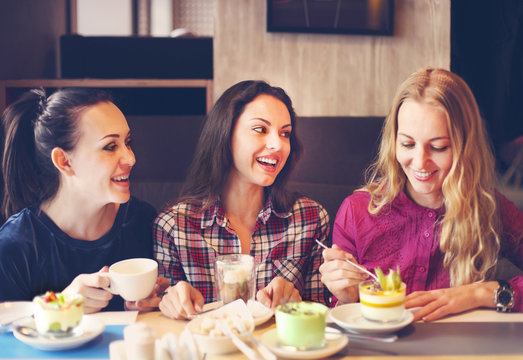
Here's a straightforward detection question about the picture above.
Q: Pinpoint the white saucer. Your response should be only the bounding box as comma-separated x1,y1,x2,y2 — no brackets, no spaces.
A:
329,303,414,335
13,316,104,351
196,300,273,326
0,301,34,325
260,328,348,359
247,300,274,326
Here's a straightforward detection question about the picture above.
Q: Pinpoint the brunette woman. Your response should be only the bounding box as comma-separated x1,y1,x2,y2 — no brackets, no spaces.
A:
0,88,168,312
155,81,330,319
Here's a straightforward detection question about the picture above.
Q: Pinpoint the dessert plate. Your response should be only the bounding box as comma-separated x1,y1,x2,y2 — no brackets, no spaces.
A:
260,328,348,359
0,301,34,326
13,316,104,350
194,300,273,326
329,303,414,335
246,300,274,326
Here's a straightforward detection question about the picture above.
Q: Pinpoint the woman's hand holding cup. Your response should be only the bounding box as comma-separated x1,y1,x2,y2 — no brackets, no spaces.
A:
63,266,113,314
125,276,170,312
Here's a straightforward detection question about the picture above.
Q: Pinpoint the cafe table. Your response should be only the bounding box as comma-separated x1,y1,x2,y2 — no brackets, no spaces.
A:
136,309,523,360
2,308,523,359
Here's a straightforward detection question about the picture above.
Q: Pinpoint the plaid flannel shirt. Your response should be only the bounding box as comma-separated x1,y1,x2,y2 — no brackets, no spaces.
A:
154,196,330,305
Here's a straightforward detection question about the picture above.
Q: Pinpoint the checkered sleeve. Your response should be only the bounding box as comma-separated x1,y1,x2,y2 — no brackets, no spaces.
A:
302,201,331,305
153,210,187,286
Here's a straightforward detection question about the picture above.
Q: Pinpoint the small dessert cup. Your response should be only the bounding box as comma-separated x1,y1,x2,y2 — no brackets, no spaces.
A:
33,292,85,336
275,301,328,350
214,254,255,304
359,280,406,323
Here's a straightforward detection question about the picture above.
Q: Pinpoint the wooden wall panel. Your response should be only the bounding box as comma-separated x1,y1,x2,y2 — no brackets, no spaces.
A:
214,0,450,116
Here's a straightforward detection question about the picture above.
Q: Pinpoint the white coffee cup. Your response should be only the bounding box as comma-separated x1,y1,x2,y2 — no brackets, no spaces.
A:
104,258,158,301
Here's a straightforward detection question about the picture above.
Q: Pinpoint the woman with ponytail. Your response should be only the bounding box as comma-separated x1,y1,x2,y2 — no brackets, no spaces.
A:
319,68,523,320
0,88,168,312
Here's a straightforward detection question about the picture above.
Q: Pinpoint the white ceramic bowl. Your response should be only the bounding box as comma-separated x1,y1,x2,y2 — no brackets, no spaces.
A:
186,313,255,355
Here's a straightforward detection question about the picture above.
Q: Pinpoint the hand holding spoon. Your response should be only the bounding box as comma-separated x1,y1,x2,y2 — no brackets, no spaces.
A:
315,239,379,282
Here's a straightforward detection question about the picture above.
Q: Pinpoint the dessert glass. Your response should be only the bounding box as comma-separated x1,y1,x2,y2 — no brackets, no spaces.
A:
33,292,85,336
275,301,328,350
359,280,406,322
214,254,255,304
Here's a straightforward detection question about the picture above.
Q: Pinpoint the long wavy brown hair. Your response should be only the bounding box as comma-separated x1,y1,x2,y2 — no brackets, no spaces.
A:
363,67,501,286
176,80,302,213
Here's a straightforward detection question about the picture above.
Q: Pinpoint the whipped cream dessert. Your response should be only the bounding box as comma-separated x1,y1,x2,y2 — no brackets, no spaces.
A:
215,255,255,304
33,291,85,335
195,312,251,337
220,265,252,303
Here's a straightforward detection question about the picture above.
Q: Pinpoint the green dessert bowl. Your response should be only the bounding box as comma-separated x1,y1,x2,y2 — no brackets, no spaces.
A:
275,301,328,350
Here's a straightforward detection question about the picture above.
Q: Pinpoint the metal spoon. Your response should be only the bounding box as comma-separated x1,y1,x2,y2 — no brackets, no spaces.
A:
186,306,220,319
15,325,51,339
0,315,33,334
222,322,262,360
234,318,276,360
15,325,77,340
325,327,398,343
315,239,379,282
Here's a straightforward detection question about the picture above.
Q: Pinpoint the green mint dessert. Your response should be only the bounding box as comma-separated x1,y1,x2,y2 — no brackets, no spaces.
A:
275,301,328,350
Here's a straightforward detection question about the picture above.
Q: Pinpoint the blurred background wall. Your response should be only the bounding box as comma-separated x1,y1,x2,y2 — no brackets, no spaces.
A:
0,0,450,117
0,0,521,215
214,0,449,116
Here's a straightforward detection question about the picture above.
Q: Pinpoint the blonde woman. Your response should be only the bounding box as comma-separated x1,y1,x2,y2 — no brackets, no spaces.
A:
319,67,523,321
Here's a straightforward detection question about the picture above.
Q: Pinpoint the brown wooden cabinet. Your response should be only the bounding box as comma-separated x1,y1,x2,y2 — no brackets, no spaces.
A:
0,78,213,115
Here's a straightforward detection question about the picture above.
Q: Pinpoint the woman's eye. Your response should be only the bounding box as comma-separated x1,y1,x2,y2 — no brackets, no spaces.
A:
400,143,415,149
253,126,267,134
103,143,117,151
281,130,291,138
126,138,133,148
431,145,449,152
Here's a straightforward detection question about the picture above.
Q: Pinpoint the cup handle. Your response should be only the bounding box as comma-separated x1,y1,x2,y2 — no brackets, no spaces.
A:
99,272,119,295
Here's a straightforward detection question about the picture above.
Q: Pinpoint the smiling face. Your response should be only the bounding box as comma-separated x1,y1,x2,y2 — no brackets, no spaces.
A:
229,94,292,189
66,102,135,205
396,99,453,209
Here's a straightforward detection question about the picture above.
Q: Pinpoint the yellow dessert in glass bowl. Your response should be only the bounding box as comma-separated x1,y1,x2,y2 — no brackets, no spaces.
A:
33,291,85,336
359,267,406,322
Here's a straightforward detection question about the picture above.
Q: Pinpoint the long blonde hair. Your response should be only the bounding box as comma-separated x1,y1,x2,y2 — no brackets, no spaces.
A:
363,67,501,286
